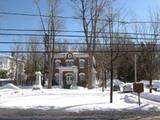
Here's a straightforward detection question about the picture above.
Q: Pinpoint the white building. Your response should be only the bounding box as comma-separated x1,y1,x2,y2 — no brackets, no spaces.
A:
0,54,25,82
0,55,12,71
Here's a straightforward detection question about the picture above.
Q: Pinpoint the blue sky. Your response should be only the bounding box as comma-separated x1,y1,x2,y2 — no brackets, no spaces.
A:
117,0,160,20
0,0,160,52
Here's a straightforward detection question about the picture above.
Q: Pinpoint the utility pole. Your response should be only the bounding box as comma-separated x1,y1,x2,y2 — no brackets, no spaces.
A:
134,54,137,83
109,16,113,103
104,71,107,89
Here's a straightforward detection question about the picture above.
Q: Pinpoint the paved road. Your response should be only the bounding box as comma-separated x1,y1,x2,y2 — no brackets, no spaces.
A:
0,108,160,120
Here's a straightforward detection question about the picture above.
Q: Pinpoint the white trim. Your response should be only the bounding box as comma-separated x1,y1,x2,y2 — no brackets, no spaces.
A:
55,62,61,68
59,66,78,71
79,59,85,62
79,73,85,76
65,73,73,76
67,53,73,58
55,59,61,63
58,66,78,88
65,59,74,62
79,73,85,81
79,59,85,68
54,53,89,58
55,73,59,76
55,73,59,85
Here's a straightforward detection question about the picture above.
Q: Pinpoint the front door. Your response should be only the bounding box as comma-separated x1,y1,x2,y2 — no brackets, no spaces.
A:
66,74,73,85
63,73,74,89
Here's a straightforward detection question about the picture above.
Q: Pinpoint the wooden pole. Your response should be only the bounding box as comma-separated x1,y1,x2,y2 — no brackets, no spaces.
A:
138,93,140,106
134,54,137,83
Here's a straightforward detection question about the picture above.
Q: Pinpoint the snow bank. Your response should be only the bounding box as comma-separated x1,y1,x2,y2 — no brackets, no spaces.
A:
107,79,125,91
0,87,159,112
0,83,19,90
107,79,125,86
140,80,160,88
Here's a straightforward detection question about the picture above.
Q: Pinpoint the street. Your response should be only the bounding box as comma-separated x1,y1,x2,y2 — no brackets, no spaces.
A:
0,108,160,120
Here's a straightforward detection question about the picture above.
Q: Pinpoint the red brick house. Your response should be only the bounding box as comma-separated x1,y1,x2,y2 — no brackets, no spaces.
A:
53,52,97,88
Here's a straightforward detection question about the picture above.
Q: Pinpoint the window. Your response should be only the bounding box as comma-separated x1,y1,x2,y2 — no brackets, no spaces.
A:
67,53,73,59
56,62,60,68
55,60,61,68
65,59,74,67
55,73,59,84
79,73,85,81
79,59,85,68
0,61,2,69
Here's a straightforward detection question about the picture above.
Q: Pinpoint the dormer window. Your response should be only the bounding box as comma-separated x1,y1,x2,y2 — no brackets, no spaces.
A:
79,59,85,69
55,59,61,68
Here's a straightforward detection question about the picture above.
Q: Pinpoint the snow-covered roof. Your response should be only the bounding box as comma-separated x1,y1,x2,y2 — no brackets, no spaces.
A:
0,54,25,62
0,54,13,59
0,79,13,82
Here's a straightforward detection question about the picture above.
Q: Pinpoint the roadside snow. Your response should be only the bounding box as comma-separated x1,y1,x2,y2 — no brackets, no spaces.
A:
0,86,160,112
0,83,19,90
140,80,160,88
107,79,125,87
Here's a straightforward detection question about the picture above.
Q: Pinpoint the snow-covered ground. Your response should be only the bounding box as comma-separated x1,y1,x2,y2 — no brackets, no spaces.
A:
0,84,160,113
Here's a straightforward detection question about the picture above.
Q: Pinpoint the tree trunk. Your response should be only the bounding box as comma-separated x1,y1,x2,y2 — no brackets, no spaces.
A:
88,55,92,89
48,52,53,89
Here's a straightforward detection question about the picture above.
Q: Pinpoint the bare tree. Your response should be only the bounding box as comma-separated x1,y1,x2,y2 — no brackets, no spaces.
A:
35,0,62,88
10,44,23,85
132,9,160,93
25,37,43,85
147,9,160,93
71,0,109,88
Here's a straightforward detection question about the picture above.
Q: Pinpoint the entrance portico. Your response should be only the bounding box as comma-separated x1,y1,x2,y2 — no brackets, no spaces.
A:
58,66,78,88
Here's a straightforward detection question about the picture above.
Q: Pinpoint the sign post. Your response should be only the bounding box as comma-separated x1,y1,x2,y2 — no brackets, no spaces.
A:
133,83,144,106
138,93,140,106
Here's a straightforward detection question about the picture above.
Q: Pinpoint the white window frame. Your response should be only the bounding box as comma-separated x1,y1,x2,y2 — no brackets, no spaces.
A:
79,73,85,81
55,59,61,68
79,59,85,69
65,59,74,66
65,59,74,62
55,73,59,84
55,59,61,63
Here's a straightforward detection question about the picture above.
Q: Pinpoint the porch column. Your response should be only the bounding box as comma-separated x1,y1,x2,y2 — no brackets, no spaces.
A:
73,71,76,88
75,69,78,87
72,66,78,88
59,70,63,88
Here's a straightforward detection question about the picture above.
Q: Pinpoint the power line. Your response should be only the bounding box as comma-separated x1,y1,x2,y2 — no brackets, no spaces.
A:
0,50,160,53
0,28,159,37
1,11,160,24
0,11,80,19
0,32,160,41
0,41,160,46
